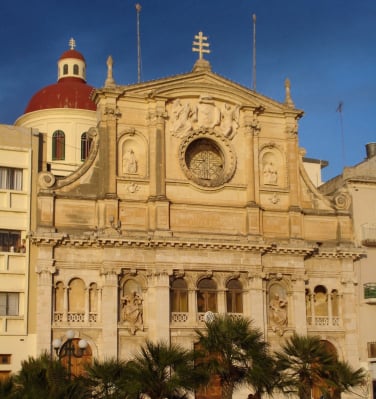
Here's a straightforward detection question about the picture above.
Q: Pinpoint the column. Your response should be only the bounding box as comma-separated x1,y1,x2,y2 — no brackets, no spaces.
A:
147,101,170,232
147,271,170,342
292,276,307,335
84,288,90,323
245,109,262,236
188,288,196,324
63,286,69,322
328,292,333,326
101,269,119,359
35,256,56,355
247,273,265,332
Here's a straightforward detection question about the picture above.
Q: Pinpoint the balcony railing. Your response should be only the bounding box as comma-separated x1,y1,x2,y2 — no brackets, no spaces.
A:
364,283,376,304
362,223,376,246
307,316,340,327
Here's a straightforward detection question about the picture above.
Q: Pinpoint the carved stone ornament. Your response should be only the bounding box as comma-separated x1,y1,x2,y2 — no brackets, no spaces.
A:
268,285,288,336
169,96,240,140
333,190,351,210
38,172,56,189
121,291,144,335
179,129,236,188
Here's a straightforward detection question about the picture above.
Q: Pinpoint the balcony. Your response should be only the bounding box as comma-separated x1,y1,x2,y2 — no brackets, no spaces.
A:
362,223,376,246
364,283,376,304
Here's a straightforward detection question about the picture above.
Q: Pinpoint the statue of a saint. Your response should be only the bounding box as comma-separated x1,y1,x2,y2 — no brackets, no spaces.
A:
269,293,287,334
121,291,143,334
263,161,278,185
123,149,138,174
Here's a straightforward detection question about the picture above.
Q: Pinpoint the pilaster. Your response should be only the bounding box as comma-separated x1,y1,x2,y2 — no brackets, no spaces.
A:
146,270,171,342
100,268,119,359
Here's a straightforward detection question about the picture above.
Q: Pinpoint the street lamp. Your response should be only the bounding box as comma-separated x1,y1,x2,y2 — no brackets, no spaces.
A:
52,329,88,380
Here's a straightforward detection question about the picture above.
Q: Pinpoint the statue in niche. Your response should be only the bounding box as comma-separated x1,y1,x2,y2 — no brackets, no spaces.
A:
121,291,143,334
123,148,138,174
170,99,193,137
219,103,240,138
194,94,221,129
269,292,288,335
263,160,278,185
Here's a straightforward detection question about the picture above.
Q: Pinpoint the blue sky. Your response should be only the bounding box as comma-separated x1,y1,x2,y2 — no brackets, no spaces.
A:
1,0,375,181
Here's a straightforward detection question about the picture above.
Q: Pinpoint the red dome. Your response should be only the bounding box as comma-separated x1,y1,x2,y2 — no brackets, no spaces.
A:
24,77,96,113
59,49,85,62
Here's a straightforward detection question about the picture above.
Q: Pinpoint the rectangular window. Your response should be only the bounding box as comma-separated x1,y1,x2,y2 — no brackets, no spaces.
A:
0,292,19,316
0,371,11,381
0,355,11,365
0,167,23,190
369,342,376,358
0,230,21,252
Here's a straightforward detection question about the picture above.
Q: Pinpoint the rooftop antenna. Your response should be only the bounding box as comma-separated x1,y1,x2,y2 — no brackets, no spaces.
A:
252,14,256,90
135,3,142,83
336,101,346,167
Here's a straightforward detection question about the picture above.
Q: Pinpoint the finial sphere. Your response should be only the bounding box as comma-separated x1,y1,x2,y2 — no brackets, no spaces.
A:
135,3,142,12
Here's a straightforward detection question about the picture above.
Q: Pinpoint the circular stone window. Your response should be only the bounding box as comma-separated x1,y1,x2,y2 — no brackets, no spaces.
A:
179,130,236,187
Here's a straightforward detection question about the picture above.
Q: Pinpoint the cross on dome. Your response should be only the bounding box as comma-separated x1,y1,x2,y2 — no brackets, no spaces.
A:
192,31,210,60
69,37,76,50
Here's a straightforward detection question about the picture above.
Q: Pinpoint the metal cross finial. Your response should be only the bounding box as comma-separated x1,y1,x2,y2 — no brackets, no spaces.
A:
69,38,76,50
192,31,210,60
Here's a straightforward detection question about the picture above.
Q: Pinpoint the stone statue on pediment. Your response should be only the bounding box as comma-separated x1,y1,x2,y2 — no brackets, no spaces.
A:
218,103,240,138
170,99,193,137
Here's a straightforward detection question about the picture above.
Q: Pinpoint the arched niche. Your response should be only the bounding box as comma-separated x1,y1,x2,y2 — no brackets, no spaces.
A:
118,131,148,178
259,144,287,188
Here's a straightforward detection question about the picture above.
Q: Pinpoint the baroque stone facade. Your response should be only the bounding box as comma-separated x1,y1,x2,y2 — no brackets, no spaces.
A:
31,51,363,393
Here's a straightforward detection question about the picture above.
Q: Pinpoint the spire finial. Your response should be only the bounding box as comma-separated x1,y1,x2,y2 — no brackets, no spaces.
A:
105,55,115,87
192,31,210,60
69,38,76,50
284,78,294,108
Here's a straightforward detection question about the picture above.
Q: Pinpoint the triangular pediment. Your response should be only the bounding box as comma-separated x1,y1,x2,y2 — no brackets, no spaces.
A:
107,70,301,116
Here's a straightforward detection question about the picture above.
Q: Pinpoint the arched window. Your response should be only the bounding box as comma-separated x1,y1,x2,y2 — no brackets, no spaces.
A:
68,278,85,313
81,132,92,161
331,289,339,317
197,278,217,313
171,278,188,312
52,130,65,160
305,288,312,321
226,279,243,313
73,64,79,75
54,282,64,313
63,64,68,75
89,283,98,313
314,285,328,317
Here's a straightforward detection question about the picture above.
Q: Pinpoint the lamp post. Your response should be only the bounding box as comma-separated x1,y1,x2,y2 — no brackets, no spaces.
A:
52,329,88,380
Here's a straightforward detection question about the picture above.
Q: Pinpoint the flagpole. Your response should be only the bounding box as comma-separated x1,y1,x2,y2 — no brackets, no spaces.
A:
252,13,256,90
337,101,346,167
136,3,142,83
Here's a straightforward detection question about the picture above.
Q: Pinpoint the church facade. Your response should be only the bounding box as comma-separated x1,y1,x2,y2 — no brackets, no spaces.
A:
31,36,363,392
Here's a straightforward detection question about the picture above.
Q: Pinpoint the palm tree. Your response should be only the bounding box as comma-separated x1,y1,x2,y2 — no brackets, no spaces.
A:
323,359,366,399
0,376,14,398
195,314,276,399
275,333,365,399
10,352,89,399
84,358,130,398
125,339,208,399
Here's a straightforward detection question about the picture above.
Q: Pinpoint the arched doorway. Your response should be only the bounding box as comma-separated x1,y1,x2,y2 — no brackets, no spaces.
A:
59,338,92,378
